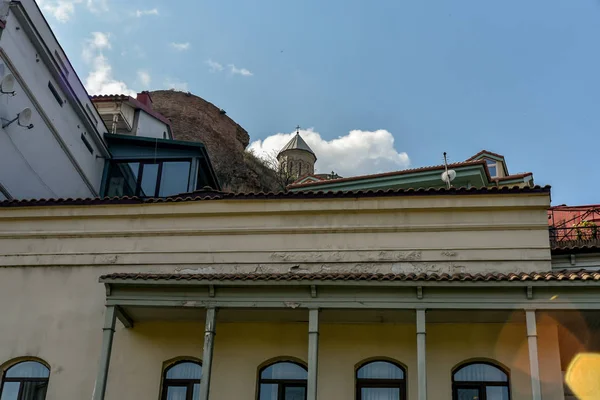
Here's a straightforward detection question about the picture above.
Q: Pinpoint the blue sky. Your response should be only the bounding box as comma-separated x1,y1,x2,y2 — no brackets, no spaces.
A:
37,0,600,205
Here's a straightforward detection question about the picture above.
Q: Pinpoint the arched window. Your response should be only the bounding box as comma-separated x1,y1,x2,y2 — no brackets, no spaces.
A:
452,361,510,400
161,360,202,400
356,360,406,400
258,360,307,400
0,360,50,400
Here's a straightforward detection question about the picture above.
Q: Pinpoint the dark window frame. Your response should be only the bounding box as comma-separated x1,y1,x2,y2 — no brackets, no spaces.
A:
257,361,308,400
106,158,192,198
356,360,406,400
160,360,202,400
452,361,511,400
0,361,50,400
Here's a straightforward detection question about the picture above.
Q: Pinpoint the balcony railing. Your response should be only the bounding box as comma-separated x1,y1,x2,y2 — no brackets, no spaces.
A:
549,226,600,249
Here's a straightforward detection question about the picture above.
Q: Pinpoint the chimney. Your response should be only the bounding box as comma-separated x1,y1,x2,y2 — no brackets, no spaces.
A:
136,91,153,109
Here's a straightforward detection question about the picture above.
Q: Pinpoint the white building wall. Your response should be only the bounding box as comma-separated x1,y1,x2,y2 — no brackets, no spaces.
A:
0,0,107,199
134,110,170,139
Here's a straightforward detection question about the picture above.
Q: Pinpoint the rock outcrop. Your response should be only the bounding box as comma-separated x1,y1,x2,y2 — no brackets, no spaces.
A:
150,90,279,192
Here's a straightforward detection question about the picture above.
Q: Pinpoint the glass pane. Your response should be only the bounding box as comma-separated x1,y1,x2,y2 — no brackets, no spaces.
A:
454,364,507,382
360,387,400,400
6,362,50,378
486,386,509,400
192,384,200,400
488,165,497,177
166,386,187,400
357,361,404,379
0,382,20,400
166,362,202,379
20,381,48,400
284,386,306,400
159,161,191,196
106,162,139,197
139,163,159,197
259,384,278,400
261,362,307,380
456,388,480,400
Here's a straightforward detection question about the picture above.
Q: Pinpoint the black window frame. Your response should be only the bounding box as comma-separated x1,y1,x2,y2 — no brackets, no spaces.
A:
0,361,50,400
452,361,511,400
106,158,192,198
161,360,202,400
257,361,308,400
356,360,406,400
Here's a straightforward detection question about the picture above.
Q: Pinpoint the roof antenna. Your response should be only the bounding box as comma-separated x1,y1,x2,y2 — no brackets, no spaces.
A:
441,152,456,189
295,125,300,135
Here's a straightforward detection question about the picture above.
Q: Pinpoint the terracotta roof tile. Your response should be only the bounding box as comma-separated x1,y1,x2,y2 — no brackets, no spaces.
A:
494,172,533,181
0,185,551,208
100,270,600,283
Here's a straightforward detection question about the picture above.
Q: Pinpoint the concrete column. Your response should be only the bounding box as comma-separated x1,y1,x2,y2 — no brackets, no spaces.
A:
92,305,116,400
416,309,427,400
307,308,320,400
199,307,217,400
526,310,542,400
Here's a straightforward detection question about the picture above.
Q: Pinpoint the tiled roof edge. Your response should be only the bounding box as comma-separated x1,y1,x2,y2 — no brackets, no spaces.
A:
0,185,551,208
100,269,600,283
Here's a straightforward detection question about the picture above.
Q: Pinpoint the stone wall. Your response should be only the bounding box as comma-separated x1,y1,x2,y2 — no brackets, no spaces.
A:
278,149,316,179
150,90,279,192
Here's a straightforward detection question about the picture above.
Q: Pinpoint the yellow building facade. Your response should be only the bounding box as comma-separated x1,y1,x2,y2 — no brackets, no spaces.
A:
0,186,598,400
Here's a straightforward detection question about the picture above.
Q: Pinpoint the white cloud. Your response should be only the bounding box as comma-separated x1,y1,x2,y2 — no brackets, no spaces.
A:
248,128,410,177
165,79,188,92
206,59,223,73
137,70,151,87
82,32,136,97
87,0,108,13
170,42,190,51
36,0,79,22
135,8,159,17
36,0,108,22
228,64,253,76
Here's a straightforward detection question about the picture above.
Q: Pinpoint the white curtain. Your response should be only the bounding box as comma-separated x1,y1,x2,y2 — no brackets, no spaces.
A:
454,364,507,382
19,382,48,400
357,362,404,380
165,387,187,400
360,387,400,400
166,362,202,380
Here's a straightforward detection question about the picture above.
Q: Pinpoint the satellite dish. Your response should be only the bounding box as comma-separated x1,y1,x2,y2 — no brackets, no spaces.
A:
18,108,32,126
0,73,15,94
441,169,456,183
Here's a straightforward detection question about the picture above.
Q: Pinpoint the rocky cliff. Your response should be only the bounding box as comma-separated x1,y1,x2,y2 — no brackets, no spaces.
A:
150,90,279,192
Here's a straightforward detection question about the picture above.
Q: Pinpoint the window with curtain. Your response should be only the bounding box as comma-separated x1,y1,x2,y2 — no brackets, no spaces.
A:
258,361,307,400
356,360,406,400
452,362,510,400
161,361,202,400
0,360,50,400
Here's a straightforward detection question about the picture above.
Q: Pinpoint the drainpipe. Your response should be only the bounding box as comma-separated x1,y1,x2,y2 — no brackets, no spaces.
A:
111,114,119,134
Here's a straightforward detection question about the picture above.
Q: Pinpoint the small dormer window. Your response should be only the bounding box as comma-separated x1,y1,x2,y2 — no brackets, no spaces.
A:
485,158,497,177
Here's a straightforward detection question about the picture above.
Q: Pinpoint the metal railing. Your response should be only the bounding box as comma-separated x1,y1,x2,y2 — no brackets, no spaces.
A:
549,226,600,249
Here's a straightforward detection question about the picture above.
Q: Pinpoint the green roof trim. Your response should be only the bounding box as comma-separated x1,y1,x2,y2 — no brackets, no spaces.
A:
290,163,492,192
